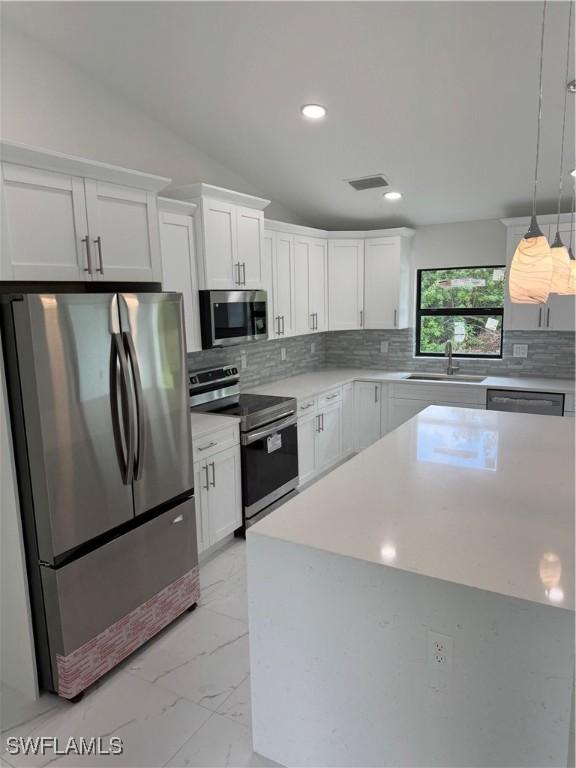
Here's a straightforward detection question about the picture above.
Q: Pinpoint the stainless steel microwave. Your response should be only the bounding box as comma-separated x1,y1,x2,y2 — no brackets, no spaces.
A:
199,290,268,349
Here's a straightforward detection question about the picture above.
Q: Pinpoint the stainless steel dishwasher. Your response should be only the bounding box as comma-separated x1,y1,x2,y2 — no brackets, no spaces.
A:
486,389,565,416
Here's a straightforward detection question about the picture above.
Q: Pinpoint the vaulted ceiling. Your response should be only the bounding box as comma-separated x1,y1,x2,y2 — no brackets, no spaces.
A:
3,1,575,229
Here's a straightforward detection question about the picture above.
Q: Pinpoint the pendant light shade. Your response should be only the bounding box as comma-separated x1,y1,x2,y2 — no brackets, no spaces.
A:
549,232,572,294
509,2,552,304
509,217,553,303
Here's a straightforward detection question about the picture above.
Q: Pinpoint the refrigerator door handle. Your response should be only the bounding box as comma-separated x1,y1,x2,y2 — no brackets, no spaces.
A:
123,332,146,482
110,334,135,484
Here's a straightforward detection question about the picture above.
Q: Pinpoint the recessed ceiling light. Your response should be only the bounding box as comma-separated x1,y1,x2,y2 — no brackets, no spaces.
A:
384,191,402,201
571,169,576,177
567,79,576,93
301,104,327,119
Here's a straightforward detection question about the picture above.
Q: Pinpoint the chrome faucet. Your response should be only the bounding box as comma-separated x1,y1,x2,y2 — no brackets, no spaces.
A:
445,341,460,376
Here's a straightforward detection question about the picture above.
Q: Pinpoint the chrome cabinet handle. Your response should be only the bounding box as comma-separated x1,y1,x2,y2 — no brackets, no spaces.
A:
275,316,281,335
394,308,398,328
94,236,104,274
374,385,379,403
242,263,247,285
281,315,285,335
314,313,318,330
321,413,324,431
316,414,321,433
360,310,364,328
203,464,210,490
310,313,314,330
209,461,216,487
546,307,551,327
300,403,313,410
326,393,338,400
82,236,93,273
197,440,217,452
235,262,241,285
538,307,542,328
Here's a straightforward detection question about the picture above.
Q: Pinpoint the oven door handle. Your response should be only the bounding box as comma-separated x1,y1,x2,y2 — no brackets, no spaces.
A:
241,414,298,445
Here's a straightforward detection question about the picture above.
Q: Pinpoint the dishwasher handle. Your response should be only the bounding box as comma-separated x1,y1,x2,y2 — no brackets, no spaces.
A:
486,389,565,416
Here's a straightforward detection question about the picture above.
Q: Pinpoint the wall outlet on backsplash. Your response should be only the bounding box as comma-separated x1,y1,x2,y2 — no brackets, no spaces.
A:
513,344,528,358
281,347,286,361
240,351,247,369
310,342,316,355
380,341,389,355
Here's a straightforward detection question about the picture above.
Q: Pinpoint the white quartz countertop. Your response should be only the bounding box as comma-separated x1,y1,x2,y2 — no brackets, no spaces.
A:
245,368,575,401
249,406,575,610
190,411,240,438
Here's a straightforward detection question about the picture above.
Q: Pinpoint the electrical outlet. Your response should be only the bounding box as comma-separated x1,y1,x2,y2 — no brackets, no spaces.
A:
513,344,528,358
240,351,247,370
281,347,286,361
311,342,316,354
380,340,389,354
428,631,453,671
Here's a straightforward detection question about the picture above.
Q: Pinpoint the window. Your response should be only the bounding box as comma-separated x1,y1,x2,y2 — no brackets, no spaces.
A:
416,266,505,358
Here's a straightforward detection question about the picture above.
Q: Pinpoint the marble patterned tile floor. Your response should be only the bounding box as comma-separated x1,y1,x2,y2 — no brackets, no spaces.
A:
0,539,280,768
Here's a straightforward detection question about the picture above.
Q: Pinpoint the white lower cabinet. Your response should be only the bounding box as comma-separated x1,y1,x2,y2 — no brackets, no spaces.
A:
317,404,341,472
388,398,429,432
297,411,318,486
341,382,355,456
354,381,387,451
193,443,242,555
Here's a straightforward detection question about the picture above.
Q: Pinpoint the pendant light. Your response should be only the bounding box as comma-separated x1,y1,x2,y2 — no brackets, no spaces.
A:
567,189,576,294
509,1,553,304
550,1,574,295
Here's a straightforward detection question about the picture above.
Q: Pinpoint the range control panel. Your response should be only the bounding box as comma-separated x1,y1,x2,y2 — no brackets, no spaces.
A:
189,366,239,389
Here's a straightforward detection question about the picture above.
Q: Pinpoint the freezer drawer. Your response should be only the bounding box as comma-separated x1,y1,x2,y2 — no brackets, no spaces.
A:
486,389,565,417
41,497,197,658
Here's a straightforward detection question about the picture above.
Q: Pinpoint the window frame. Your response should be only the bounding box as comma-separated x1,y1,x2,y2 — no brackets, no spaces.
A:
415,265,505,359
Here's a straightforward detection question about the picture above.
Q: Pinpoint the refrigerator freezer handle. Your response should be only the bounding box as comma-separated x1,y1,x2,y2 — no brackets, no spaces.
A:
110,334,135,484
123,332,146,482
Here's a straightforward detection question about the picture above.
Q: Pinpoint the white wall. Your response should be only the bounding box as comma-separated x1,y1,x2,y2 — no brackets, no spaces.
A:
0,24,300,224
412,219,507,271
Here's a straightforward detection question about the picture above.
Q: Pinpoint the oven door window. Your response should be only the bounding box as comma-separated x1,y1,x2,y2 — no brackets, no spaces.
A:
242,423,298,516
213,300,267,341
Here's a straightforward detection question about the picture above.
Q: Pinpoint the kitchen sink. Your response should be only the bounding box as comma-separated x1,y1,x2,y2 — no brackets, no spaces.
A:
406,373,486,383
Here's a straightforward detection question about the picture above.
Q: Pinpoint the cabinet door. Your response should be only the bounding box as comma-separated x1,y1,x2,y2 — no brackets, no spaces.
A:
341,382,355,456
273,232,295,337
262,230,276,339
328,239,364,330
389,398,429,431
2,163,88,281
293,237,312,334
504,227,543,331
84,180,161,282
194,460,210,554
317,404,341,472
309,238,328,332
364,238,406,329
355,381,382,451
206,445,242,544
159,210,201,352
546,221,576,331
236,206,263,289
201,197,237,288
297,411,318,486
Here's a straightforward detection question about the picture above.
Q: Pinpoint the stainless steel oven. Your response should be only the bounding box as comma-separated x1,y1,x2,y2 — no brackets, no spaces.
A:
199,290,268,349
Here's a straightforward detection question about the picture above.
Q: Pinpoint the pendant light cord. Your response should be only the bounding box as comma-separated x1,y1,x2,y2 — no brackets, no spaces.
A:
532,0,548,219
555,1,573,233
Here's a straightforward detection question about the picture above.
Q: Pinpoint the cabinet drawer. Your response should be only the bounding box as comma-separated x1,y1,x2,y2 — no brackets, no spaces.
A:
192,424,239,461
318,387,342,408
298,396,318,414
392,382,485,405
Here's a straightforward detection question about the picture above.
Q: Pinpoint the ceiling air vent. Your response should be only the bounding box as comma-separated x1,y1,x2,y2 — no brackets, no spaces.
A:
346,174,390,191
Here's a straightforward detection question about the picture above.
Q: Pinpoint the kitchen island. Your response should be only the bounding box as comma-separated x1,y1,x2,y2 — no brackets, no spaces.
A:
247,406,575,767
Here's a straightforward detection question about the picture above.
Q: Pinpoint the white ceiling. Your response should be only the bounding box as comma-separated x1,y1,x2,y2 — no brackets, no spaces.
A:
3,1,575,229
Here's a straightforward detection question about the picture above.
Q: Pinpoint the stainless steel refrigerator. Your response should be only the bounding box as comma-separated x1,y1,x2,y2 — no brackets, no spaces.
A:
2,292,197,700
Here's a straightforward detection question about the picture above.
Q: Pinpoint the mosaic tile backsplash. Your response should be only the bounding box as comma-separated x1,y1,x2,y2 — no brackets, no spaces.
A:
187,329,575,387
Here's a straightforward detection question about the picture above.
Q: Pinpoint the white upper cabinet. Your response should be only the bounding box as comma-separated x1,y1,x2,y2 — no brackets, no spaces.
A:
261,230,276,339
0,142,169,283
272,232,295,337
327,239,365,330
503,215,575,332
363,234,412,329
236,206,264,288
84,180,161,282
2,163,89,281
293,235,328,334
166,184,270,290
158,198,201,353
